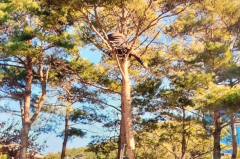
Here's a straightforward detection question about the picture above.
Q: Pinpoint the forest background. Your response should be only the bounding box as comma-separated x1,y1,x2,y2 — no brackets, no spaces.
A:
1,0,240,159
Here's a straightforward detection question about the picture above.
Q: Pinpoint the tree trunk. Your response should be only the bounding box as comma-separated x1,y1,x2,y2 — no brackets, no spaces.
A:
118,133,121,159
213,111,221,159
118,107,127,159
20,57,33,159
181,107,186,159
120,59,135,159
15,150,20,159
231,113,237,159
61,102,70,159
20,123,31,159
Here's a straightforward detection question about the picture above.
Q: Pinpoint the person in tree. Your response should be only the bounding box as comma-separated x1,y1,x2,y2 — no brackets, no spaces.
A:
107,33,148,68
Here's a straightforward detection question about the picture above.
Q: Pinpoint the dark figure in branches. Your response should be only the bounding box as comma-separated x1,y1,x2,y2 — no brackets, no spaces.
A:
107,33,148,68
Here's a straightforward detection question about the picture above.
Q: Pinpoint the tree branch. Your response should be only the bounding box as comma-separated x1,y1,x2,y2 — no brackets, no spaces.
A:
75,95,121,112
140,30,161,56
0,63,24,68
93,4,109,43
77,8,112,50
30,42,49,123
160,143,180,159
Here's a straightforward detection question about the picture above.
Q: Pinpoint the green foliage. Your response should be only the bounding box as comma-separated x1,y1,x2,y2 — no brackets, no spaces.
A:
45,147,97,159
68,128,86,137
0,155,8,159
87,136,118,159
58,127,86,139
135,121,213,159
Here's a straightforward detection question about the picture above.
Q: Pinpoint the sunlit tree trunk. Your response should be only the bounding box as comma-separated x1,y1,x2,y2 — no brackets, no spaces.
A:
20,57,33,159
120,59,135,159
20,53,48,159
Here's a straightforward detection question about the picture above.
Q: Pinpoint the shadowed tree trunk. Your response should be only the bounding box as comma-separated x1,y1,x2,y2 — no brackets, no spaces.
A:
20,123,31,159
181,107,186,159
118,104,127,159
15,149,20,159
213,111,221,159
231,113,237,159
61,100,71,159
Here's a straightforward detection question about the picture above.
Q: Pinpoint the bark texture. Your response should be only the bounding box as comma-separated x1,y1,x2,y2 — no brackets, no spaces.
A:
213,111,221,159
120,59,135,159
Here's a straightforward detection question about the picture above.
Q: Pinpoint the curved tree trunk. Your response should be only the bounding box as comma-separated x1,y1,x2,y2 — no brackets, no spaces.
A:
231,113,237,159
120,59,135,159
213,111,221,159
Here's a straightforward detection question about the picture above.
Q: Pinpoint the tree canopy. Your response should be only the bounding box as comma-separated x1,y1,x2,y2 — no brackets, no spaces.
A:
1,0,240,159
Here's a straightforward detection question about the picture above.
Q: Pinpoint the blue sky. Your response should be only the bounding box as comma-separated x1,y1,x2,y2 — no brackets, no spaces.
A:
80,47,102,64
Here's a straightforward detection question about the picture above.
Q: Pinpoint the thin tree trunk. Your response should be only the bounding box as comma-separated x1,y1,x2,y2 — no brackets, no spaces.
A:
231,113,237,159
20,57,33,159
213,111,221,159
118,106,127,159
120,59,135,159
61,101,70,159
181,107,186,159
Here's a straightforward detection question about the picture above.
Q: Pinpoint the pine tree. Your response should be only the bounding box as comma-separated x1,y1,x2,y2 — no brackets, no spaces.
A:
43,0,200,158
165,0,240,158
0,0,79,158
48,56,122,159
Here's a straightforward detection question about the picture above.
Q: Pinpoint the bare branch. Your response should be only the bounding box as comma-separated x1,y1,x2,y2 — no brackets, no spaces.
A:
137,4,187,39
79,27,106,52
75,71,121,95
0,106,21,117
0,63,24,68
0,144,21,147
192,151,212,159
30,41,48,123
74,95,121,112
140,30,161,56
93,4,109,43
160,143,180,159
77,8,112,50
